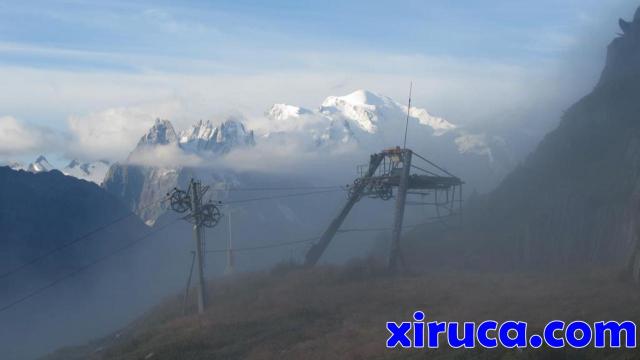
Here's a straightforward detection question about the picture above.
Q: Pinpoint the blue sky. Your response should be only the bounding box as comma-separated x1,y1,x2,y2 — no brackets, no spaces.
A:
0,0,633,70
0,0,638,161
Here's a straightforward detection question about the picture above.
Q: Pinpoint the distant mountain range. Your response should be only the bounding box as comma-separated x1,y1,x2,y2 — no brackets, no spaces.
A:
178,117,256,154
127,117,256,162
263,89,458,149
97,89,513,225
123,89,482,161
4,89,515,191
7,156,110,185
263,89,503,160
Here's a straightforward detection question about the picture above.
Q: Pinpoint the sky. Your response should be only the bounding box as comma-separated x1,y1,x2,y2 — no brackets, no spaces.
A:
0,0,639,163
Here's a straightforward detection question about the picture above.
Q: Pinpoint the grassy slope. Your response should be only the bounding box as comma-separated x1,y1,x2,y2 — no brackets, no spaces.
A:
45,260,640,360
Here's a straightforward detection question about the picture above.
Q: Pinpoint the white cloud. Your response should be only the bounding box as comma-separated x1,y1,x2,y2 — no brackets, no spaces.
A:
0,116,57,156
126,143,204,168
0,46,591,162
65,101,184,160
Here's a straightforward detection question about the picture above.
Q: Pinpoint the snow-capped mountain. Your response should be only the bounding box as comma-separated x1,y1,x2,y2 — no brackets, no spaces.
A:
134,119,180,150
63,159,111,184
104,90,515,224
264,89,462,150
263,89,504,162
179,118,255,154
128,117,255,160
261,89,514,191
264,104,355,149
4,155,111,185
106,116,257,224
267,103,314,121
28,155,55,173
319,89,456,136
7,161,27,171
5,90,513,207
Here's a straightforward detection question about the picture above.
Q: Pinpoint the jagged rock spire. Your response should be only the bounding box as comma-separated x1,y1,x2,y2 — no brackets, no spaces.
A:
178,116,255,154
136,118,179,148
619,6,640,33
599,6,640,86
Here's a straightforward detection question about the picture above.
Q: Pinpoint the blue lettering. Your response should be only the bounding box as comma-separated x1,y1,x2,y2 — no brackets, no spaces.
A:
594,321,636,348
566,321,592,348
386,322,411,348
428,322,446,348
413,312,425,348
447,322,475,348
476,320,498,348
498,321,528,348
544,320,565,348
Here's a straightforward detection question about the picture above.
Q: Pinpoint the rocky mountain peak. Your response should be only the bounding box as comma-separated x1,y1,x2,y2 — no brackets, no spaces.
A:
336,89,389,107
319,89,456,137
216,118,255,147
66,159,81,169
178,117,255,154
7,162,26,171
28,155,54,173
599,6,640,86
266,104,312,121
320,90,389,134
62,159,111,184
136,118,179,148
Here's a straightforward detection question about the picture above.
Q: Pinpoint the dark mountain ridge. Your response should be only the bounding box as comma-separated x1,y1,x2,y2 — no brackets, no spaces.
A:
406,6,640,273
0,167,192,360
0,167,147,272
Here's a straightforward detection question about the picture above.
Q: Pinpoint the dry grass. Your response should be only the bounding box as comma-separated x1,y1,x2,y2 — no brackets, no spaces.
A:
45,260,640,360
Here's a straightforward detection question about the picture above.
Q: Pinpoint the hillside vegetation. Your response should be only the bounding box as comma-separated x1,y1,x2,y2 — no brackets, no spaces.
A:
45,260,640,360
